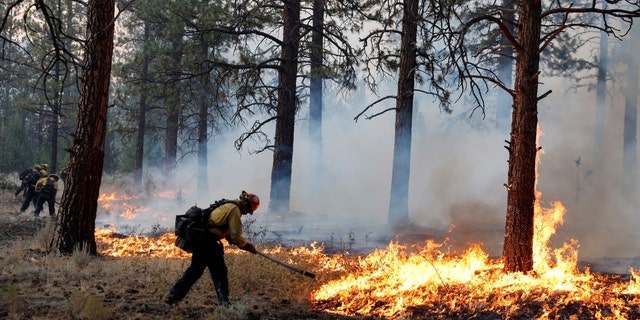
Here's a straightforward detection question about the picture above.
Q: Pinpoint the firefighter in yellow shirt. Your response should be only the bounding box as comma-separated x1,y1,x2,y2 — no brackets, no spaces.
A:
34,174,59,217
164,190,260,306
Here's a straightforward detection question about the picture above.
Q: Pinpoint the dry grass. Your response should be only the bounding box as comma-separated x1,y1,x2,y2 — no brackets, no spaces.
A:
0,188,356,320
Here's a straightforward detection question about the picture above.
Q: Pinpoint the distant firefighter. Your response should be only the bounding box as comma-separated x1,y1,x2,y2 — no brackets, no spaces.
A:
34,174,59,217
19,168,46,214
15,164,41,198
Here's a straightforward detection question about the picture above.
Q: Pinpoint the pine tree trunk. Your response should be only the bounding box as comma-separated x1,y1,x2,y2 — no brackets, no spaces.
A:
503,0,541,272
594,4,608,168
54,0,115,255
622,30,638,200
269,0,300,214
197,42,210,198
134,23,150,191
308,0,324,186
387,0,417,226
163,29,185,187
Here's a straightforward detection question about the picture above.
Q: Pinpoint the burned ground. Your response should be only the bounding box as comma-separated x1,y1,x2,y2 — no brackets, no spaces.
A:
0,189,359,320
1,188,639,319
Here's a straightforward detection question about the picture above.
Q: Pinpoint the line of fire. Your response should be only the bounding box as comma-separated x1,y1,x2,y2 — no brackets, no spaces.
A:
94,145,640,319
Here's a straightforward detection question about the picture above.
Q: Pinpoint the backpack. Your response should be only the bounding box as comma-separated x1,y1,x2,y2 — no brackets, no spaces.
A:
26,171,41,186
19,168,32,180
40,178,56,198
174,199,235,252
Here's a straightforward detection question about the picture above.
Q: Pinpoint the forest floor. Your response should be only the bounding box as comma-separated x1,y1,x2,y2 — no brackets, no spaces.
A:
0,188,364,320
1,185,640,319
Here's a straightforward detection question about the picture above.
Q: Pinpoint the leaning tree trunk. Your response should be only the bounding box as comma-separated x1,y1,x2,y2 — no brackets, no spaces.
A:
388,0,418,226
503,0,541,273
268,0,300,214
53,0,115,255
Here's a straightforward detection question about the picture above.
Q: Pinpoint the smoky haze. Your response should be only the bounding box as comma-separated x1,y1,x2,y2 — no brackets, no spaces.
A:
94,61,639,274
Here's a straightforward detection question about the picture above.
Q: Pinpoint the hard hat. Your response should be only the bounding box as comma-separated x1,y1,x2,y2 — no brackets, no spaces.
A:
240,190,260,213
40,170,46,176
34,164,41,170
49,174,59,180
42,164,49,169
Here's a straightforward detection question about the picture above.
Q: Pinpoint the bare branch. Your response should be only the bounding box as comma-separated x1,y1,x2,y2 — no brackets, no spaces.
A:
537,90,552,101
353,95,396,122
234,117,278,152
539,4,573,54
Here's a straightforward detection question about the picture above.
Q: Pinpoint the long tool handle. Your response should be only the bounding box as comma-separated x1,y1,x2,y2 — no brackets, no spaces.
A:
256,251,316,279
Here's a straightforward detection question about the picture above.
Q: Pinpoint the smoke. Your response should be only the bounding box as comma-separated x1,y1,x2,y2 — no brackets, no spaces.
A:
93,47,639,273
537,76,640,266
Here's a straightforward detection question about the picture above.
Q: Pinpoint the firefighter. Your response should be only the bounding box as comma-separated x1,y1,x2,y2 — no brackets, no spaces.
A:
19,169,46,214
15,164,41,197
164,190,260,306
34,174,59,217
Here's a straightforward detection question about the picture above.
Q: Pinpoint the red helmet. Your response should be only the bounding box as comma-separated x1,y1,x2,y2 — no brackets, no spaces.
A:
240,190,260,213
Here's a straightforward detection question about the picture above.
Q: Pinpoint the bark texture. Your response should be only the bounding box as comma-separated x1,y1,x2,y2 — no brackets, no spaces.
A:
268,0,300,214
503,0,541,272
388,0,418,226
54,0,115,255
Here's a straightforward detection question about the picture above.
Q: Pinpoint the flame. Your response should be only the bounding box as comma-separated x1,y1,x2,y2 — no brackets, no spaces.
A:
309,128,640,317
92,147,640,317
156,190,178,198
94,226,640,318
96,229,189,258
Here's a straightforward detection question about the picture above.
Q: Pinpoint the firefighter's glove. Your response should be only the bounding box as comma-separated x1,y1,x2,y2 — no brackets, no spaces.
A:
241,243,257,254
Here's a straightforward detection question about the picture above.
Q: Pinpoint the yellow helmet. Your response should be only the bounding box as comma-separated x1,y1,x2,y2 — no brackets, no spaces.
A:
40,170,46,176
42,164,49,170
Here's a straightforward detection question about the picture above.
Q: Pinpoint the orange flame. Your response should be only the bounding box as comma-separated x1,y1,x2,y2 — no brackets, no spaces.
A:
96,229,189,258
310,128,640,317
92,148,640,317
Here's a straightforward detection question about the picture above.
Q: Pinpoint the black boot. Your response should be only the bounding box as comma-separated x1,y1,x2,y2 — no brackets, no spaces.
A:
214,278,230,306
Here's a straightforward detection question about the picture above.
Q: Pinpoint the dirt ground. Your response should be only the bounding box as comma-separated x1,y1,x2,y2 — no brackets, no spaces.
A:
2,186,640,320
0,189,364,320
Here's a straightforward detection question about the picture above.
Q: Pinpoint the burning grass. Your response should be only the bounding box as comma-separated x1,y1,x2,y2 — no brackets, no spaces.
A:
1,188,640,319
312,240,640,319
94,226,640,319
0,219,333,319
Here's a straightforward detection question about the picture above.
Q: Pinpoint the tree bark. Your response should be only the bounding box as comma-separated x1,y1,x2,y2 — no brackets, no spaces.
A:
308,0,324,184
51,60,61,172
197,41,210,198
503,0,541,272
269,0,300,214
388,0,418,226
622,30,638,200
594,2,608,168
134,23,150,192
163,27,185,187
54,0,115,255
